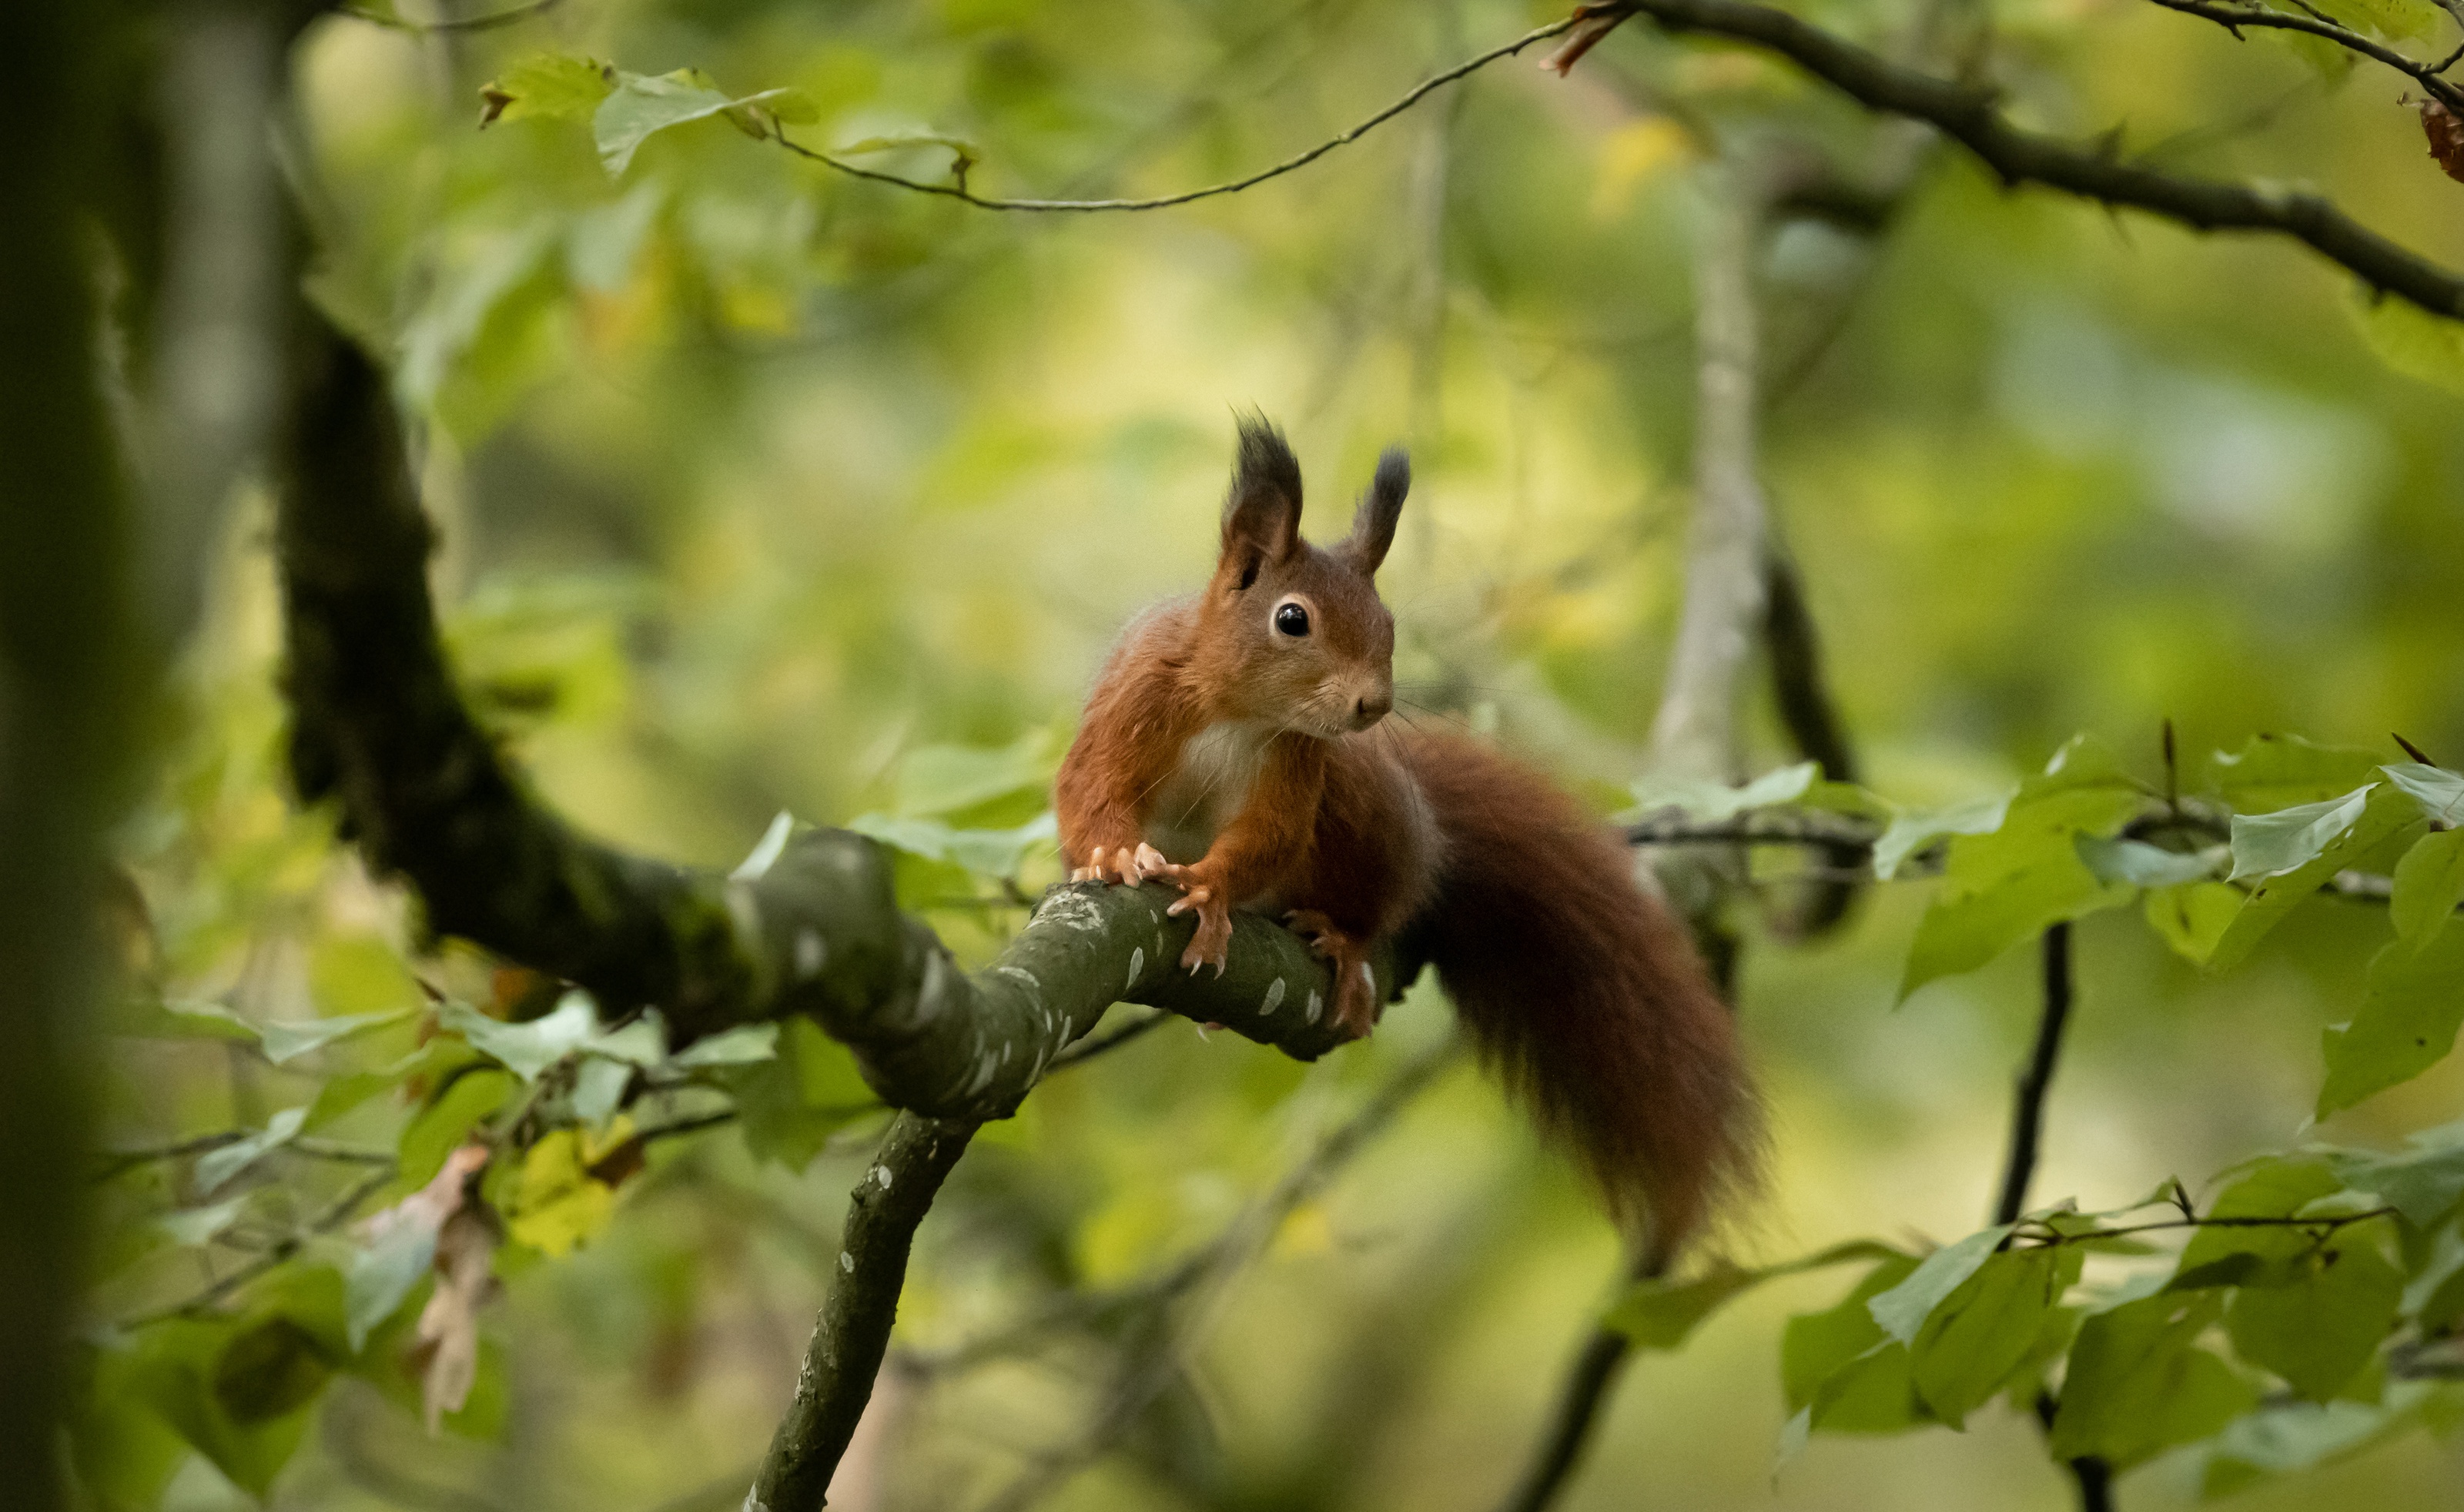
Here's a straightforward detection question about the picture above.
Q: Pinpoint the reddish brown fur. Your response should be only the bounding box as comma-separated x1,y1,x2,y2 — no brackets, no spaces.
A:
1055,420,1761,1258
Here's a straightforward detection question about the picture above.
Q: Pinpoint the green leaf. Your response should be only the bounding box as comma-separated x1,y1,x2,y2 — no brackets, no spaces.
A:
481,53,614,125
2230,784,2376,880
398,1069,517,1189
2209,734,2386,812
196,1107,306,1196
570,1054,633,1127
2351,291,2464,397
2144,881,2244,964
1909,1246,2068,1425
2304,0,2441,43
212,1316,334,1425
2208,784,2422,970
345,1216,435,1355
670,1022,779,1068
2319,928,2464,1116
2392,828,2464,950
130,1318,317,1498
1869,1225,2016,1344
2225,1235,2403,1400
2199,1385,2449,1497
1898,753,2141,999
1871,793,2010,881
2383,761,2464,825
845,810,1058,879
891,733,1057,817
595,69,742,176
158,1193,251,1249
439,992,597,1081
1602,1239,1901,1351
258,1007,415,1066
1783,1254,1930,1434
718,1017,876,1171
2324,1119,2464,1227
117,995,260,1045
2050,1291,2258,1467
2077,833,2222,888
1625,761,1816,823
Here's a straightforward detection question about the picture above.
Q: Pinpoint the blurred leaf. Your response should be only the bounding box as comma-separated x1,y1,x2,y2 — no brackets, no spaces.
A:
118,996,259,1045
211,1317,333,1424
847,810,1058,879
2352,293,2464,397
2225,1235,2402,1400
891,733,1058,817
480,53,614,127
2050,1291,2257,1467
131,1317,316,1498
567,181,665,293
258,1007,413,1066
2323,1119,2464,1226
1871,792,2010,881
2208,734,2385,811
1624,761,1816,823
2199,1384,2455,1497
69,1336,189,1512
2382,761,2464,825
158,1193,251,1249
718,1018,875,1170
1783,1253,1932,1433
504,1122,628,1256
2392,827,2464,950
2229,784,2375,880
2208,784,2421,969
571,1054,633,1127
399,1070,517,1189
2077,833,2222,888
1602,1239,1901,1350
396,219,562,417
1910,1246,2071,1425
348,1146,487,1353
1900,742,2143,998
2319,928,2464,1116
196,1107,305,1196
671,1022,779,1068
595,69,738,176
440,992,596,1081
1869,1225,2016,1345
2144,881,2244,963
2303,0,2440,43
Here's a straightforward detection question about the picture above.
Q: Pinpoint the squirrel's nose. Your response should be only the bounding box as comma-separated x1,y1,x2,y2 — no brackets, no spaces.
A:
1351,691,1392,729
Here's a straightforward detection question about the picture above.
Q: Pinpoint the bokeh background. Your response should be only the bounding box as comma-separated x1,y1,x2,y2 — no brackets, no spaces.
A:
96,0,2464,1507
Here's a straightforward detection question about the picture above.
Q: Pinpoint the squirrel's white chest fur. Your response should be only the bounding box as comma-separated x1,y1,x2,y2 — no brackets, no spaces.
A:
1145,721,1270,864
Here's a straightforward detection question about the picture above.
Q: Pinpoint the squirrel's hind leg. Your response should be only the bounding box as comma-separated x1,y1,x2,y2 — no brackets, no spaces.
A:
1283,909,1381,1038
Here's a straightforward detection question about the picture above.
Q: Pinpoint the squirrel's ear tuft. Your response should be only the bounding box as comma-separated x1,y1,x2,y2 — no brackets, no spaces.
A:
1220,414,1304,580
1341,447,1409,575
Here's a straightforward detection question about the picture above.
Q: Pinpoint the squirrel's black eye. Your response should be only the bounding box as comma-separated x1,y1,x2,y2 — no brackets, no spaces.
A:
1274,601,1311,637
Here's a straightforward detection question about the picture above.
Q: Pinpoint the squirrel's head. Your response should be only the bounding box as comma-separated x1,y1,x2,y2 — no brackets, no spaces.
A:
1196,416,1408,739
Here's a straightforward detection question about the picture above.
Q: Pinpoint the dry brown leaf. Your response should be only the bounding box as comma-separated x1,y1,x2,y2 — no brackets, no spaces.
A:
2423,100,2464,185
412,1205,498,1432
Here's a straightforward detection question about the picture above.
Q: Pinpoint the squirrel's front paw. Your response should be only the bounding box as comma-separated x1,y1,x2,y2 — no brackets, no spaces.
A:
1073,842,1170,886
1161,870,1231,975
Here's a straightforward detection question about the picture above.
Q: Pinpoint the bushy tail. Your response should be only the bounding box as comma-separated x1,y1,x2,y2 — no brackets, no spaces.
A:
1399,731,1763,1262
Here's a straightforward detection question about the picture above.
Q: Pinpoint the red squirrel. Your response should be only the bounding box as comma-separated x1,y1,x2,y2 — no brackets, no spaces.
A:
1054,419,1762,1257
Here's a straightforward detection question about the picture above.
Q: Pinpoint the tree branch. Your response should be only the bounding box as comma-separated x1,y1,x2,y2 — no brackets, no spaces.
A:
1577,0,2464,319
748,1112,977,1512
343,0,562,35
763,13,1586,212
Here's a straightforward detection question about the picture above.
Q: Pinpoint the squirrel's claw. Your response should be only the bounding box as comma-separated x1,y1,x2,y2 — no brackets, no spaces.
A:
1167,883,1232,974
1282,911,1378,1038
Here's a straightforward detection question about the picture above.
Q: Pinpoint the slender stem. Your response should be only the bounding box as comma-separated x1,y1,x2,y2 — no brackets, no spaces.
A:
1994,923,2074,1225
1992,924,2111,1511
1491,1322,1639,1512
768,14,1585,212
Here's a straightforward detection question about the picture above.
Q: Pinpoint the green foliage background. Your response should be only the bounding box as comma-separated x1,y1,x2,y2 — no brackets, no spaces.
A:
86,0,2464,1508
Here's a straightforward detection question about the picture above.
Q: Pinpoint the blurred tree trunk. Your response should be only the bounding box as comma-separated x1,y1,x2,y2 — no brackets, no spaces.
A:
0,6,146,1510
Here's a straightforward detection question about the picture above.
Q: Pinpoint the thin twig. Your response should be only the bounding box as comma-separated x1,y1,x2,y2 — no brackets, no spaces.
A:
1989,924,2111,1512
92,1130,394,1182
765,14,1586,212
2144,0,2464,111
117,1168,395,1330
1491,1322,1639,1512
